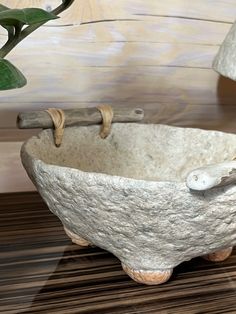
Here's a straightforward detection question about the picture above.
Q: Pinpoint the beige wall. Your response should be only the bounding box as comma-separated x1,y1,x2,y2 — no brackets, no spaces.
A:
1,0,236,192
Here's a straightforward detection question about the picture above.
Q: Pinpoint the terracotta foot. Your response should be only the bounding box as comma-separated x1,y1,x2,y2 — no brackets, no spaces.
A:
122,263,173,285
64,227,92,247
203,247,233,262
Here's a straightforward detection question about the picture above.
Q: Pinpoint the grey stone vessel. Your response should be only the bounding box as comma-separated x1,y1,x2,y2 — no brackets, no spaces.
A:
21,123,236,285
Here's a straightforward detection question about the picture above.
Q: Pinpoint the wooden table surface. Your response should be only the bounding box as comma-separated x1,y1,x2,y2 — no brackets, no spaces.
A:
1,192,236,314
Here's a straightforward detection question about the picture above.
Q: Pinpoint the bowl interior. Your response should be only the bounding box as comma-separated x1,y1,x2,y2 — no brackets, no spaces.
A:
25,123,236,182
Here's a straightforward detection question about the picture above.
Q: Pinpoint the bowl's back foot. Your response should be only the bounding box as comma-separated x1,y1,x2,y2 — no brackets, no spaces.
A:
202,247,233,262
64,226,92,247
122,263,173,285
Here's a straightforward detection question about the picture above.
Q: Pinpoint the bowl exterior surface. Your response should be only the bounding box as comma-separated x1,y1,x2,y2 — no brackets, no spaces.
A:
21,124,236,271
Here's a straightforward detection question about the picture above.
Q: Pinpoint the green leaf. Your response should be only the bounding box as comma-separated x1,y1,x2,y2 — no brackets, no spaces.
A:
0,4,10,12
0,5,14,36
0,8,58,27
0,58,26,90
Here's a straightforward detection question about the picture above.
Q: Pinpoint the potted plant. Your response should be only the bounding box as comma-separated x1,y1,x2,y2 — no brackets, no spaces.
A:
0,0,74,90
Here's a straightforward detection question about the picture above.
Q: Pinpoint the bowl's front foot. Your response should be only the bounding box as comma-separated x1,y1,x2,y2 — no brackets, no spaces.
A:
202,247,233,262
64,227,92,247
122,263,173,285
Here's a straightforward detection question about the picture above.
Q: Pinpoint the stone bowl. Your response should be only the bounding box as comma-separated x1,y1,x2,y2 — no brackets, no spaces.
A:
21,123,236,285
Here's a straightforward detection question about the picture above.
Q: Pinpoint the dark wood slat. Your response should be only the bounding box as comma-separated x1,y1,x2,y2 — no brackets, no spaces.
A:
0,192,236,313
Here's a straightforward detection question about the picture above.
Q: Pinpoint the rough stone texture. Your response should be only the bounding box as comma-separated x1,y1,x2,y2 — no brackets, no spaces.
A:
21,123,236,272
213,21,236,80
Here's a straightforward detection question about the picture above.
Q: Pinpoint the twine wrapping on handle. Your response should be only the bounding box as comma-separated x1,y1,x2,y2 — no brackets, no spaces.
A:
45,108,65,147
97,105,114,139
45,105,114,145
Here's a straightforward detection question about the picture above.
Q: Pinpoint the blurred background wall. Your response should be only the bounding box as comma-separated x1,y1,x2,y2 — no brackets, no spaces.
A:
1,0,236,192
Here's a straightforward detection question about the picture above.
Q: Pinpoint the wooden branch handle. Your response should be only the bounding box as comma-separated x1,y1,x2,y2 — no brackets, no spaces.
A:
17,107,144,129
186,161,236,191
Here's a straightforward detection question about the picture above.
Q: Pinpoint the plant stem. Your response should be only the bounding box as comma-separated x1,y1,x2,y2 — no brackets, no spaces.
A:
0,0,75,58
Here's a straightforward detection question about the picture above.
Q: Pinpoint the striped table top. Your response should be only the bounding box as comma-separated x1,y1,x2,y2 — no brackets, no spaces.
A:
1,192,236,314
